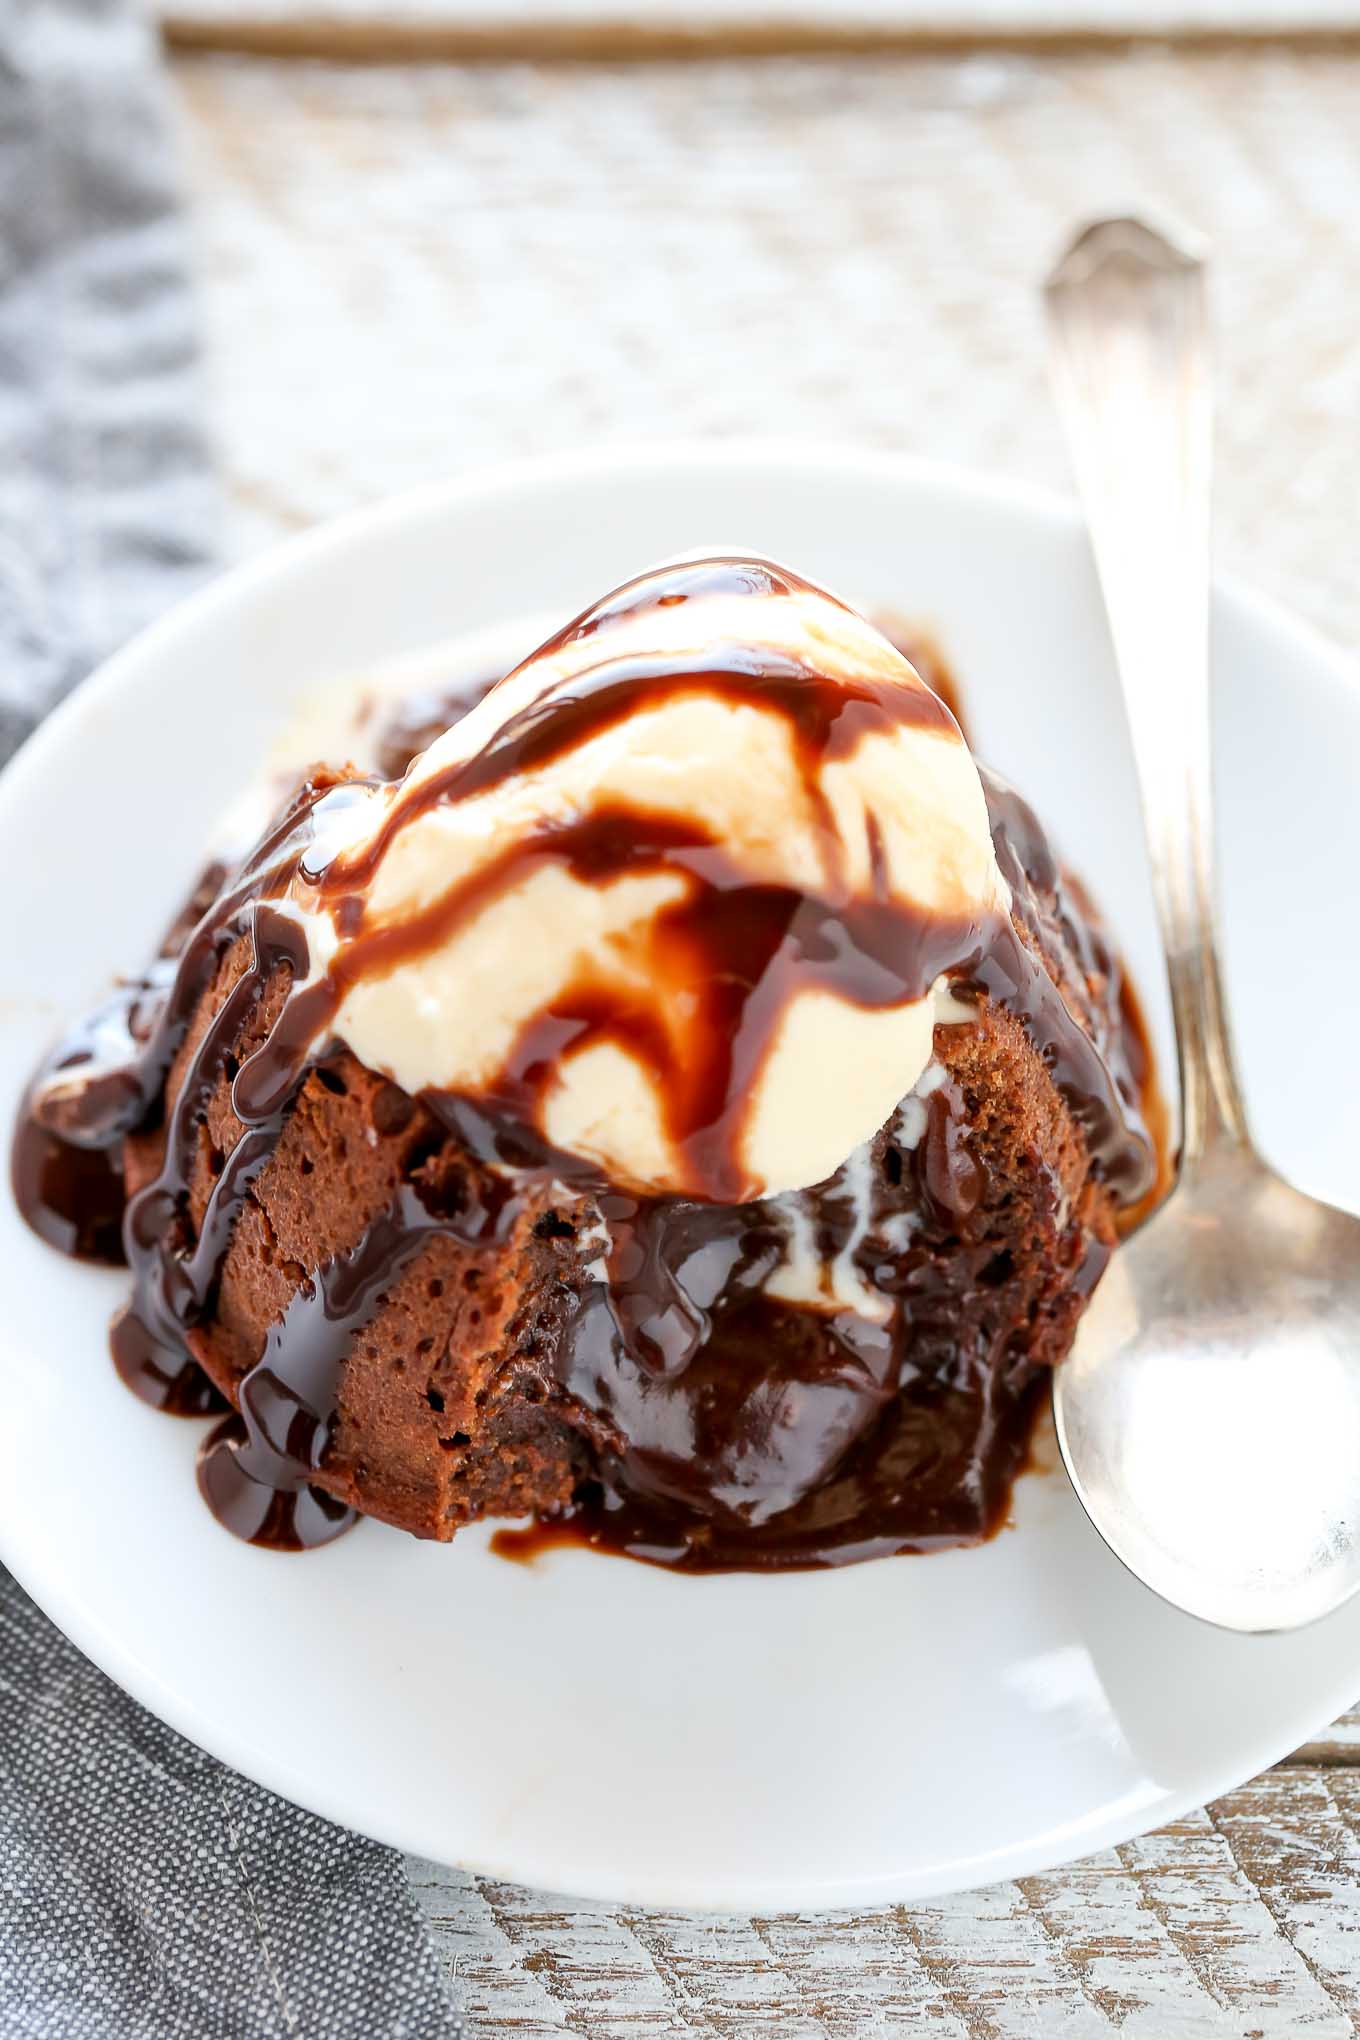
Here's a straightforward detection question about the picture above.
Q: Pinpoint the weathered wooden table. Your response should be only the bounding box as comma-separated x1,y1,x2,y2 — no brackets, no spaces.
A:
167,38,1360,2031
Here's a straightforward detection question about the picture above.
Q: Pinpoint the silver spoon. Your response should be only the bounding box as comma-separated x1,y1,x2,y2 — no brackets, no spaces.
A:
1044,215,1360,1634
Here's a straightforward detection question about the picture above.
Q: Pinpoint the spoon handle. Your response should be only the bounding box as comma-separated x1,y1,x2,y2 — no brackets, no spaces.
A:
1044,216,1249,1165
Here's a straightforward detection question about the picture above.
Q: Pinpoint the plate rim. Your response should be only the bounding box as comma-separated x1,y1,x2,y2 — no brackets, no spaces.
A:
3,437,1359,1909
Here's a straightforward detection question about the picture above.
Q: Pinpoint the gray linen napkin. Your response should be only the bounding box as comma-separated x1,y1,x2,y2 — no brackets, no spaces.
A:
0,4,461,2033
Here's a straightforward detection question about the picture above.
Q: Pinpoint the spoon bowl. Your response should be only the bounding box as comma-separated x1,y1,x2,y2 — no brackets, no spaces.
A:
1056,1150,1360,1633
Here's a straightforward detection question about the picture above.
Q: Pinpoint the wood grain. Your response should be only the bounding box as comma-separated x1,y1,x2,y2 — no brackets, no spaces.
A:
408,1760,1360,2035
157,14,1360,66
167,43,1360,2032
170,42,1360,660
407,1735,1360,2037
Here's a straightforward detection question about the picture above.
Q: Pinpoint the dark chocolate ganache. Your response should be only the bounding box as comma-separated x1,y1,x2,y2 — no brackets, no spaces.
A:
11,557,1160,1560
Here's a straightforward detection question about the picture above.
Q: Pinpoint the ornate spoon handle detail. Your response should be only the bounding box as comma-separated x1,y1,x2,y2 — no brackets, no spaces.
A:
1045,217,1248,1166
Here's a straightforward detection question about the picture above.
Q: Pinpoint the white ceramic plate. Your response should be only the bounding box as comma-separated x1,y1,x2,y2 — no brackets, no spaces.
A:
2,443,1358,1909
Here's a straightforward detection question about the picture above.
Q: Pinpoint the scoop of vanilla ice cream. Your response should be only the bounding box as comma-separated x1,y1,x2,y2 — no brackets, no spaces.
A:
288,559,1009,1200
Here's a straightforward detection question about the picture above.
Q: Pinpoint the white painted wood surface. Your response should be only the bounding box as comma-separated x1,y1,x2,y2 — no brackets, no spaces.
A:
407,1743,1360,2035
168,43,1360,2030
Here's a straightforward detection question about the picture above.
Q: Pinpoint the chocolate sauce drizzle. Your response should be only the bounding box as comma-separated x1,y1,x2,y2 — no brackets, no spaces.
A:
11,559,1160,1560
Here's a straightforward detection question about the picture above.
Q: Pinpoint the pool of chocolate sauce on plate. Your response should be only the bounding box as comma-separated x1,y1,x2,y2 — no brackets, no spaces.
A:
11,561,1161,1558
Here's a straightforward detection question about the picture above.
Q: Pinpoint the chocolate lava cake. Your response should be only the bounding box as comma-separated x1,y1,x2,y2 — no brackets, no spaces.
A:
14,556,1160,1565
